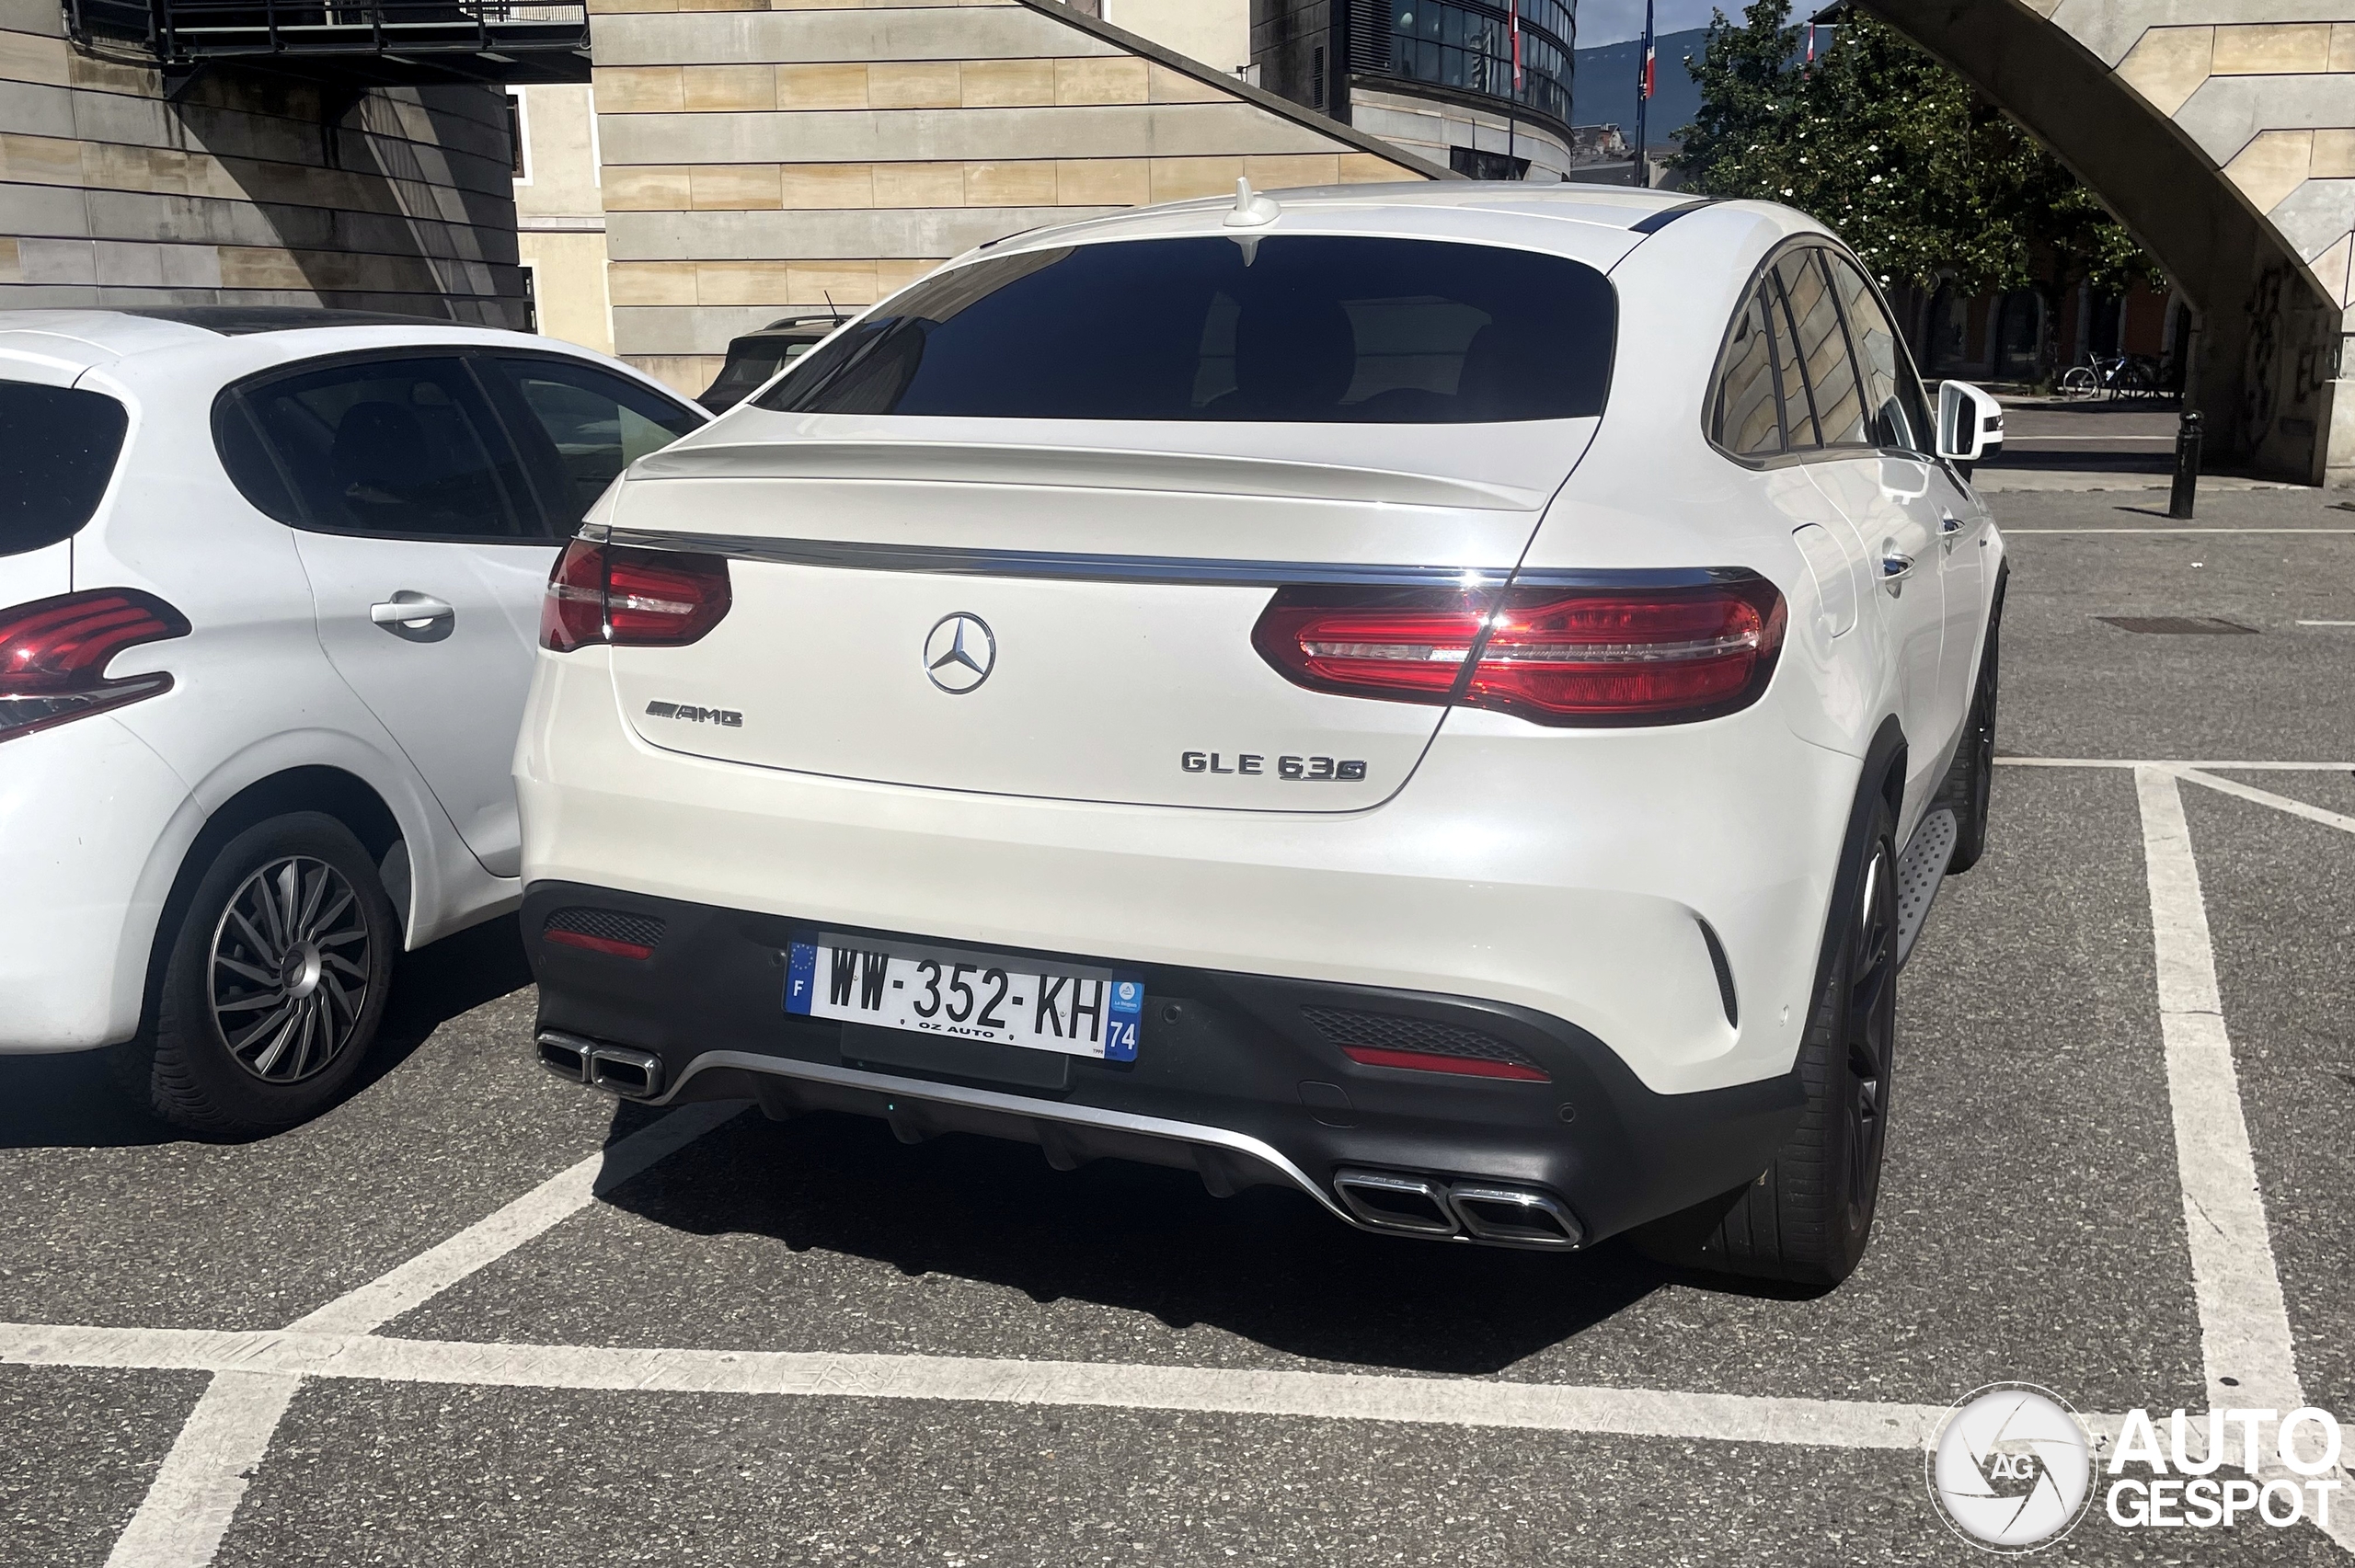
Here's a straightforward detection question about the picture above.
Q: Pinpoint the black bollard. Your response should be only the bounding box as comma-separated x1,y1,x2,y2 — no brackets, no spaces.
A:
2167,409,2203,520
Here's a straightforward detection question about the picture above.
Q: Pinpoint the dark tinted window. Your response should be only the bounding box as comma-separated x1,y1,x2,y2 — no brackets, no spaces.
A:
700,339,821,413
0,383,128,557
759,235,1615,423
235,357,534,539
1710,283,1785,458
490,357,703,527
1826,253,1933,453
1776,252,1868,448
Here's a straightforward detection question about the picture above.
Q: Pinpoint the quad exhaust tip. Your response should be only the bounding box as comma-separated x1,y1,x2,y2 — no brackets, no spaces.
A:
1333,1167,1581,1249
536,1030,664,1101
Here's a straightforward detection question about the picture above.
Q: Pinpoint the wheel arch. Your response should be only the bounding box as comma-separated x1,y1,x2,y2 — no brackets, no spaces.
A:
131,765,411,1047
1807,714,1908,1044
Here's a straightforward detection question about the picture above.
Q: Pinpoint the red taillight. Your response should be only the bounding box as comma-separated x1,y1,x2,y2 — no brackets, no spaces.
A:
541,539,731,652
541,538,607,651
0,589,190,743
1253,578,1785,727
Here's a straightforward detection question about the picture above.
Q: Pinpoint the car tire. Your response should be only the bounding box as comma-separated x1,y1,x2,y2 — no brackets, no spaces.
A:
116,812,397,1138
1937,572,2005,876
1630,796,1899,1288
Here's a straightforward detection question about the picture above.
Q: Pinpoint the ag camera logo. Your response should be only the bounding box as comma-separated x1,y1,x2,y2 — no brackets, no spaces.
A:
1926,1383,2095,1552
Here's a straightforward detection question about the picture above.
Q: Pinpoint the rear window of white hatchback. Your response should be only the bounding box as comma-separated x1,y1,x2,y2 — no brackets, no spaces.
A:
756,235,1614,424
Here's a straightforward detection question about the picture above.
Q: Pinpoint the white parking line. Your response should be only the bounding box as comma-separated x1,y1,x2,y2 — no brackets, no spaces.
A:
2133,768,2305,1413
1998,758,2355,771
98,1102,744,1568
2176,769,2355,836
3,1322,1952,1452
2134,768,2354,1549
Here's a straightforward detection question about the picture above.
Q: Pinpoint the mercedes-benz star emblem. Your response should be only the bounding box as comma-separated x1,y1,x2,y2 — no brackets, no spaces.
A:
923,612,995,694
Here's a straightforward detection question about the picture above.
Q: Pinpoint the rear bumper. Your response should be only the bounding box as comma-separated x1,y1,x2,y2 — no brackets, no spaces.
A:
524,879,1805,1248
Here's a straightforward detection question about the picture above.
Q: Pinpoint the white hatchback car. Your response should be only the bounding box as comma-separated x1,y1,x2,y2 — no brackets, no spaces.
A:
0,307,704,1134
517,186,2006,1286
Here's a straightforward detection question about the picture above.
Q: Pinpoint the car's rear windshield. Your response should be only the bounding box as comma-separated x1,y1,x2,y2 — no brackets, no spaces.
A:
755,235,1615,423
0,383,130,557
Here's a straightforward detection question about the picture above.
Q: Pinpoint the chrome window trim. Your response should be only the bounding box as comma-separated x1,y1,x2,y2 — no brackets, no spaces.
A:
590,525,1740,591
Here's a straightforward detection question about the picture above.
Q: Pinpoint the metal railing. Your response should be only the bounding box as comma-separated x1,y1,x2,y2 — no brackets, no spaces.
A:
68,0,587,63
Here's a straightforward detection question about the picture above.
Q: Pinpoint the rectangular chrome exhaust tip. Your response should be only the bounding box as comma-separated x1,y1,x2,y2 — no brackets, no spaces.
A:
1332,1168,1458,1235
1449,1183,1581,1248
536,1030,663,1101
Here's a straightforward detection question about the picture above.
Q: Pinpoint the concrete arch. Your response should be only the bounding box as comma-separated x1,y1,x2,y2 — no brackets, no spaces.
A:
1858,0,2355,483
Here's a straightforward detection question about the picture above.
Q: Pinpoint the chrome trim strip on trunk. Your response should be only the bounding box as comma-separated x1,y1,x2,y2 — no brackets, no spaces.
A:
655,1048,1352,1220
590,526,1746,591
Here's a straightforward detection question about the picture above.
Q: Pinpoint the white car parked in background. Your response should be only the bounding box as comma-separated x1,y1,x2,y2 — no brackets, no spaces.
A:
516,184,2007,1287
0,308,704,1134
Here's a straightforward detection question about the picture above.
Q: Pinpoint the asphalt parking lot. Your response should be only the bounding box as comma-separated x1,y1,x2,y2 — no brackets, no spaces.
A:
4,484,2352,1566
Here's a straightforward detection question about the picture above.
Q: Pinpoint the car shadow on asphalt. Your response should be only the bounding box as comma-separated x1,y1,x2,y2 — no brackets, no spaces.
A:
593,1103,1786,1377
0,917,534,1150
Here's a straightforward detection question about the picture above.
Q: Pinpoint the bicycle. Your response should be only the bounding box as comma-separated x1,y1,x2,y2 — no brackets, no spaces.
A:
2059,352,2159,400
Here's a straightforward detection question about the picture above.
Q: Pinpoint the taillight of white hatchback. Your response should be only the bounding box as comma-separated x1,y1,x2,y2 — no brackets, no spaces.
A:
1254,578,1786,726
540,539,731,651
0,589,190,743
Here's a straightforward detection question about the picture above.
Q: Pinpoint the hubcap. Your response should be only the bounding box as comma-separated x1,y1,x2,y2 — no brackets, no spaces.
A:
209,856,372,1084
1842,841,1898,1232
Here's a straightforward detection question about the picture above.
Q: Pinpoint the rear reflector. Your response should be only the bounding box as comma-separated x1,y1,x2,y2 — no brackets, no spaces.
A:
541,907,666,960
544,928,654,960
1338,1045,1551,1082
1254,578,1786,727
541,538,731,652
0,589,190,743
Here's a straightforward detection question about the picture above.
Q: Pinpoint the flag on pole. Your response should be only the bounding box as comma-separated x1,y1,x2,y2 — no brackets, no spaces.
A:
1805,23,1817,64
1639,12,1657,100
1509,0,1523,89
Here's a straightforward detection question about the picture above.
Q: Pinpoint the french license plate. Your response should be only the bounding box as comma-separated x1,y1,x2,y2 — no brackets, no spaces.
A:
784,934,1143,1061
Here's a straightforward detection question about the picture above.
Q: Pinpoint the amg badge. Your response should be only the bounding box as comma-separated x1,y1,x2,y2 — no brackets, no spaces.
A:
645,701,742,727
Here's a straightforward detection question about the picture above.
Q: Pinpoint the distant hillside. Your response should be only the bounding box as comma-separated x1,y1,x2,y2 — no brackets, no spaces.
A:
1573,26,1708,145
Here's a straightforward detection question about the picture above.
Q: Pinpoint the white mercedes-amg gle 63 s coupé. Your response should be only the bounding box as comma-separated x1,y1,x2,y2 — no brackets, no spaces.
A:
519,183,2007,1287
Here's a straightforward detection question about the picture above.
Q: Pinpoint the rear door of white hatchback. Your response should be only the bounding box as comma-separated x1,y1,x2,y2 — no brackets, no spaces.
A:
220,349,700,878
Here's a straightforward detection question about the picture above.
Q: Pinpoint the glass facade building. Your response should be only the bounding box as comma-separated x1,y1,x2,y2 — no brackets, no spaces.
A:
1370,3,1572,131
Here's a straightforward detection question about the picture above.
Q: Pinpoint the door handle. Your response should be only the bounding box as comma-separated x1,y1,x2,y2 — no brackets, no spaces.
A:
1880,552,1915,582
370,593,454,627
1939,514,1965,537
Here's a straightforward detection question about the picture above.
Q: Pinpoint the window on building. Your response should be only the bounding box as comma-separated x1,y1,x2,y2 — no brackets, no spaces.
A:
1449,146,1530,180
505,89,528,184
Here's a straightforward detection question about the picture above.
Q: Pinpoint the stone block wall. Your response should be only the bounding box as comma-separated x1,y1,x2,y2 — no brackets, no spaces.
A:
587,0,1440,394
0,0,523,322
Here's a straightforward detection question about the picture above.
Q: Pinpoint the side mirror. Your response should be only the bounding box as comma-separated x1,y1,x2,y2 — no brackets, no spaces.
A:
1937,380,2004,468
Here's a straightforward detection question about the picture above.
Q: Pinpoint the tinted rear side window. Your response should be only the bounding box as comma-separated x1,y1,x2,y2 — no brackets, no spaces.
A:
1710,283,1785,458
759,235,1615,423
0,383,129,557
234,356,534,539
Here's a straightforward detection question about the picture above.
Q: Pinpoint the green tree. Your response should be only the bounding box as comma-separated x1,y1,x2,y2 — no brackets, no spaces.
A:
1673,0,2157,376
